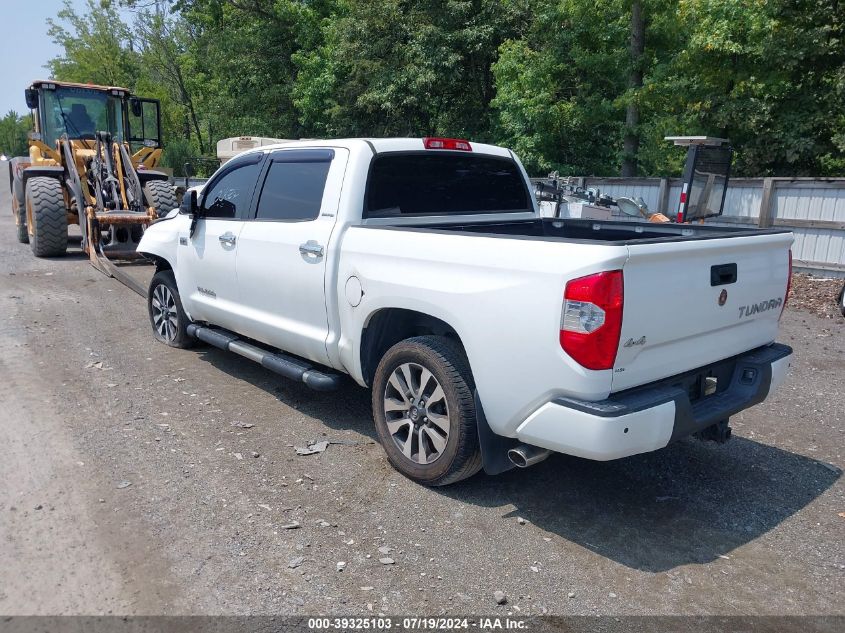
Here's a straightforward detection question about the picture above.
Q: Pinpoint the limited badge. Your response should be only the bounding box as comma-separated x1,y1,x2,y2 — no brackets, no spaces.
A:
718,289,728,306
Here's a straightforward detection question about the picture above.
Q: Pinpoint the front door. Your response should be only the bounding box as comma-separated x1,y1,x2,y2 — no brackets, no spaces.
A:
176,152,264,330
234,148,346,366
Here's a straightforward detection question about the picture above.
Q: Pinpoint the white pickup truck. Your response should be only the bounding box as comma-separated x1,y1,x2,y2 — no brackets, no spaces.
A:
138,137,793,486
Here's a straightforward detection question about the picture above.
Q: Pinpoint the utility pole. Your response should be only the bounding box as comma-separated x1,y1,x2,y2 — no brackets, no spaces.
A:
622,0,644,177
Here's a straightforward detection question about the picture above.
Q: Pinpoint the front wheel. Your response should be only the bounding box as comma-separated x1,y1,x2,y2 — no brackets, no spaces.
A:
372,336,482,486
838,281,845,317
148,270,194,348
26,176,67,257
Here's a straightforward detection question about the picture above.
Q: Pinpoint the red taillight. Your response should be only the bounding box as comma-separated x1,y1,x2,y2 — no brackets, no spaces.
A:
560,271,624,370
781,249,792,318
423,137,472,151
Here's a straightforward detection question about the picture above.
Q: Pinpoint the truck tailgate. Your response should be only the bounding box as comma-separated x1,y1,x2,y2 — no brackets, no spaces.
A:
612,232,793,392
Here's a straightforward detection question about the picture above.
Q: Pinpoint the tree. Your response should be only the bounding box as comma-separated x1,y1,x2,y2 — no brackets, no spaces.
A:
642,0,845,176
295,0,529,139
621,0,645,176
0,111,32,158
491,0,629,175
46,0,141,88
42,0,845,176
133,7,207,153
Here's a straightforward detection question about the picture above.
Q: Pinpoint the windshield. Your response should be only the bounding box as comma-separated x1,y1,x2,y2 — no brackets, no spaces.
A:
41,87,124,146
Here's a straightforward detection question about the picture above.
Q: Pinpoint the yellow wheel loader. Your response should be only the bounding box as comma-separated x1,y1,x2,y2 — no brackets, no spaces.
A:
7,80,177,292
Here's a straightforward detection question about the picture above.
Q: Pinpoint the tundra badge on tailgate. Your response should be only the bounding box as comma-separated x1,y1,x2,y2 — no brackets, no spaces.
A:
738,298,782,318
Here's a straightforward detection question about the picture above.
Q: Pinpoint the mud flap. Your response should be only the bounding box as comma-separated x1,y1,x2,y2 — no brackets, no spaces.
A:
475,391,518,475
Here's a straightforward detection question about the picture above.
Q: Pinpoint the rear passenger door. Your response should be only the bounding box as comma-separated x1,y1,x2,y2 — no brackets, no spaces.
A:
234,148,346,366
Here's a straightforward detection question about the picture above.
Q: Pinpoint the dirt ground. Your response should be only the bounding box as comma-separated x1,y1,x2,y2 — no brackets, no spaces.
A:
0,183,843,617
789,273,843,320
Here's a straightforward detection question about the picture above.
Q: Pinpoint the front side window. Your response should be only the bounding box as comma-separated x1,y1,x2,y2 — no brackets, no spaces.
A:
255,160,331,222
201,160,262,219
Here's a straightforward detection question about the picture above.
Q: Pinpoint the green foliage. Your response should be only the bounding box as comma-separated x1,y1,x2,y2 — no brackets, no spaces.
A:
0,111,32,158
294,0,530,139
640,0,845,176
42,0,845,177
491,0,629,174
47,0,140,88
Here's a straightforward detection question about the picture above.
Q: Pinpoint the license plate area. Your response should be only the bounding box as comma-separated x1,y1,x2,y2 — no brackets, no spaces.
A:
665,357,737,405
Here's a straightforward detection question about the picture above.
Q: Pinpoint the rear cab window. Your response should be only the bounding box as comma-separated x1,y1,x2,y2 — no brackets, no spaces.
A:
364,152,531,218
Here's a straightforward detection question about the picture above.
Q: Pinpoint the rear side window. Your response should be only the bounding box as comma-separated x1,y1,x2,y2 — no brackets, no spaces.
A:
256,160,331,221
365,153,530,218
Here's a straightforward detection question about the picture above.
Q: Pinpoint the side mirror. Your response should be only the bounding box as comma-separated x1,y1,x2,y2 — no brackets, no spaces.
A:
180,189,198,215
24,89,38,110
129,97,142,118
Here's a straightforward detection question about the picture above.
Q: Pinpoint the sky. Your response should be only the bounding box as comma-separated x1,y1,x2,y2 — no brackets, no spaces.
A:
0,1,134,117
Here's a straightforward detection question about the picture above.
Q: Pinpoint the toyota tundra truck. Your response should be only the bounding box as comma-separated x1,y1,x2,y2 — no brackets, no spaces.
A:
138,137,793,486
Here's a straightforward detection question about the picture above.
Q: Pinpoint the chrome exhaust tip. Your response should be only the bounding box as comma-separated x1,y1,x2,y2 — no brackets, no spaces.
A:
507,444,552,469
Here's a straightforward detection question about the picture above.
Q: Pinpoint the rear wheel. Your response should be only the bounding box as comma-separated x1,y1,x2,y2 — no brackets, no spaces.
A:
148,270,194,348
838,281,845,317
12,175,27,243
26,177,67,257
372,336,482,486
144,180,178,218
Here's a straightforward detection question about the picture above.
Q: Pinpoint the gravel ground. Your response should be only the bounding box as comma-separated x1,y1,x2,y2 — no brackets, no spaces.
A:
0,184,843,616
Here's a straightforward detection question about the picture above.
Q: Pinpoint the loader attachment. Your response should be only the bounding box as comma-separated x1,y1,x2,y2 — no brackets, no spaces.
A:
80,131,158,295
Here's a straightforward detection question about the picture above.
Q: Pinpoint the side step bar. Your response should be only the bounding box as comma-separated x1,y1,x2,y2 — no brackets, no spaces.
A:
186,324,341,392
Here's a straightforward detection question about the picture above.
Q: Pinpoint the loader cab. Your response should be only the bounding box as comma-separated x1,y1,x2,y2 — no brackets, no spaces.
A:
25,80,162,154
30,82,125,146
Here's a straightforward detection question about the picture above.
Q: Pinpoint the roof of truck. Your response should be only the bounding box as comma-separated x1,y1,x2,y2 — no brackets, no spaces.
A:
241,137,513,159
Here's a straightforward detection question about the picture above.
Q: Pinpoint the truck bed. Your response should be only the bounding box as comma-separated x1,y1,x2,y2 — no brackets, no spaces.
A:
405,217,790,244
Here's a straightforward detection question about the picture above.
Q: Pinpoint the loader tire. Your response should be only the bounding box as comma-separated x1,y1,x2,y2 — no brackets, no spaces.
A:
26,177,67,257
144,180,178,218
12,175,28,243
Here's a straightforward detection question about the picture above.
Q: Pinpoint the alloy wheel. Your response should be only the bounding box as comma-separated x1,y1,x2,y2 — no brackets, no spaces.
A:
151,283,178,342
383,362,451,464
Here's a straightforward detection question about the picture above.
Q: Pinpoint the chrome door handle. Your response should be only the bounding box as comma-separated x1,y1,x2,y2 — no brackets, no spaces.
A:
299,240,324,257
218,232,236,246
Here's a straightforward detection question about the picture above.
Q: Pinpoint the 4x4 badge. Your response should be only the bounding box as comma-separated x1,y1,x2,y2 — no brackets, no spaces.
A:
718,289,728,306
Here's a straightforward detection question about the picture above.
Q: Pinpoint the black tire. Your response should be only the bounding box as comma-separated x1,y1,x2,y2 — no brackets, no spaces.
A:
12,175,27,243
838,281,845,317
372,335,482,486
144,180,178,218
148,270,194,348
26,177,67,257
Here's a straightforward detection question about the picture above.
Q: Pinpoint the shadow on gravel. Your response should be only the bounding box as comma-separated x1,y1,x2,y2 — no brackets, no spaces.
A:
441,437,841,572
193,345,376,438
189,346,840,573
